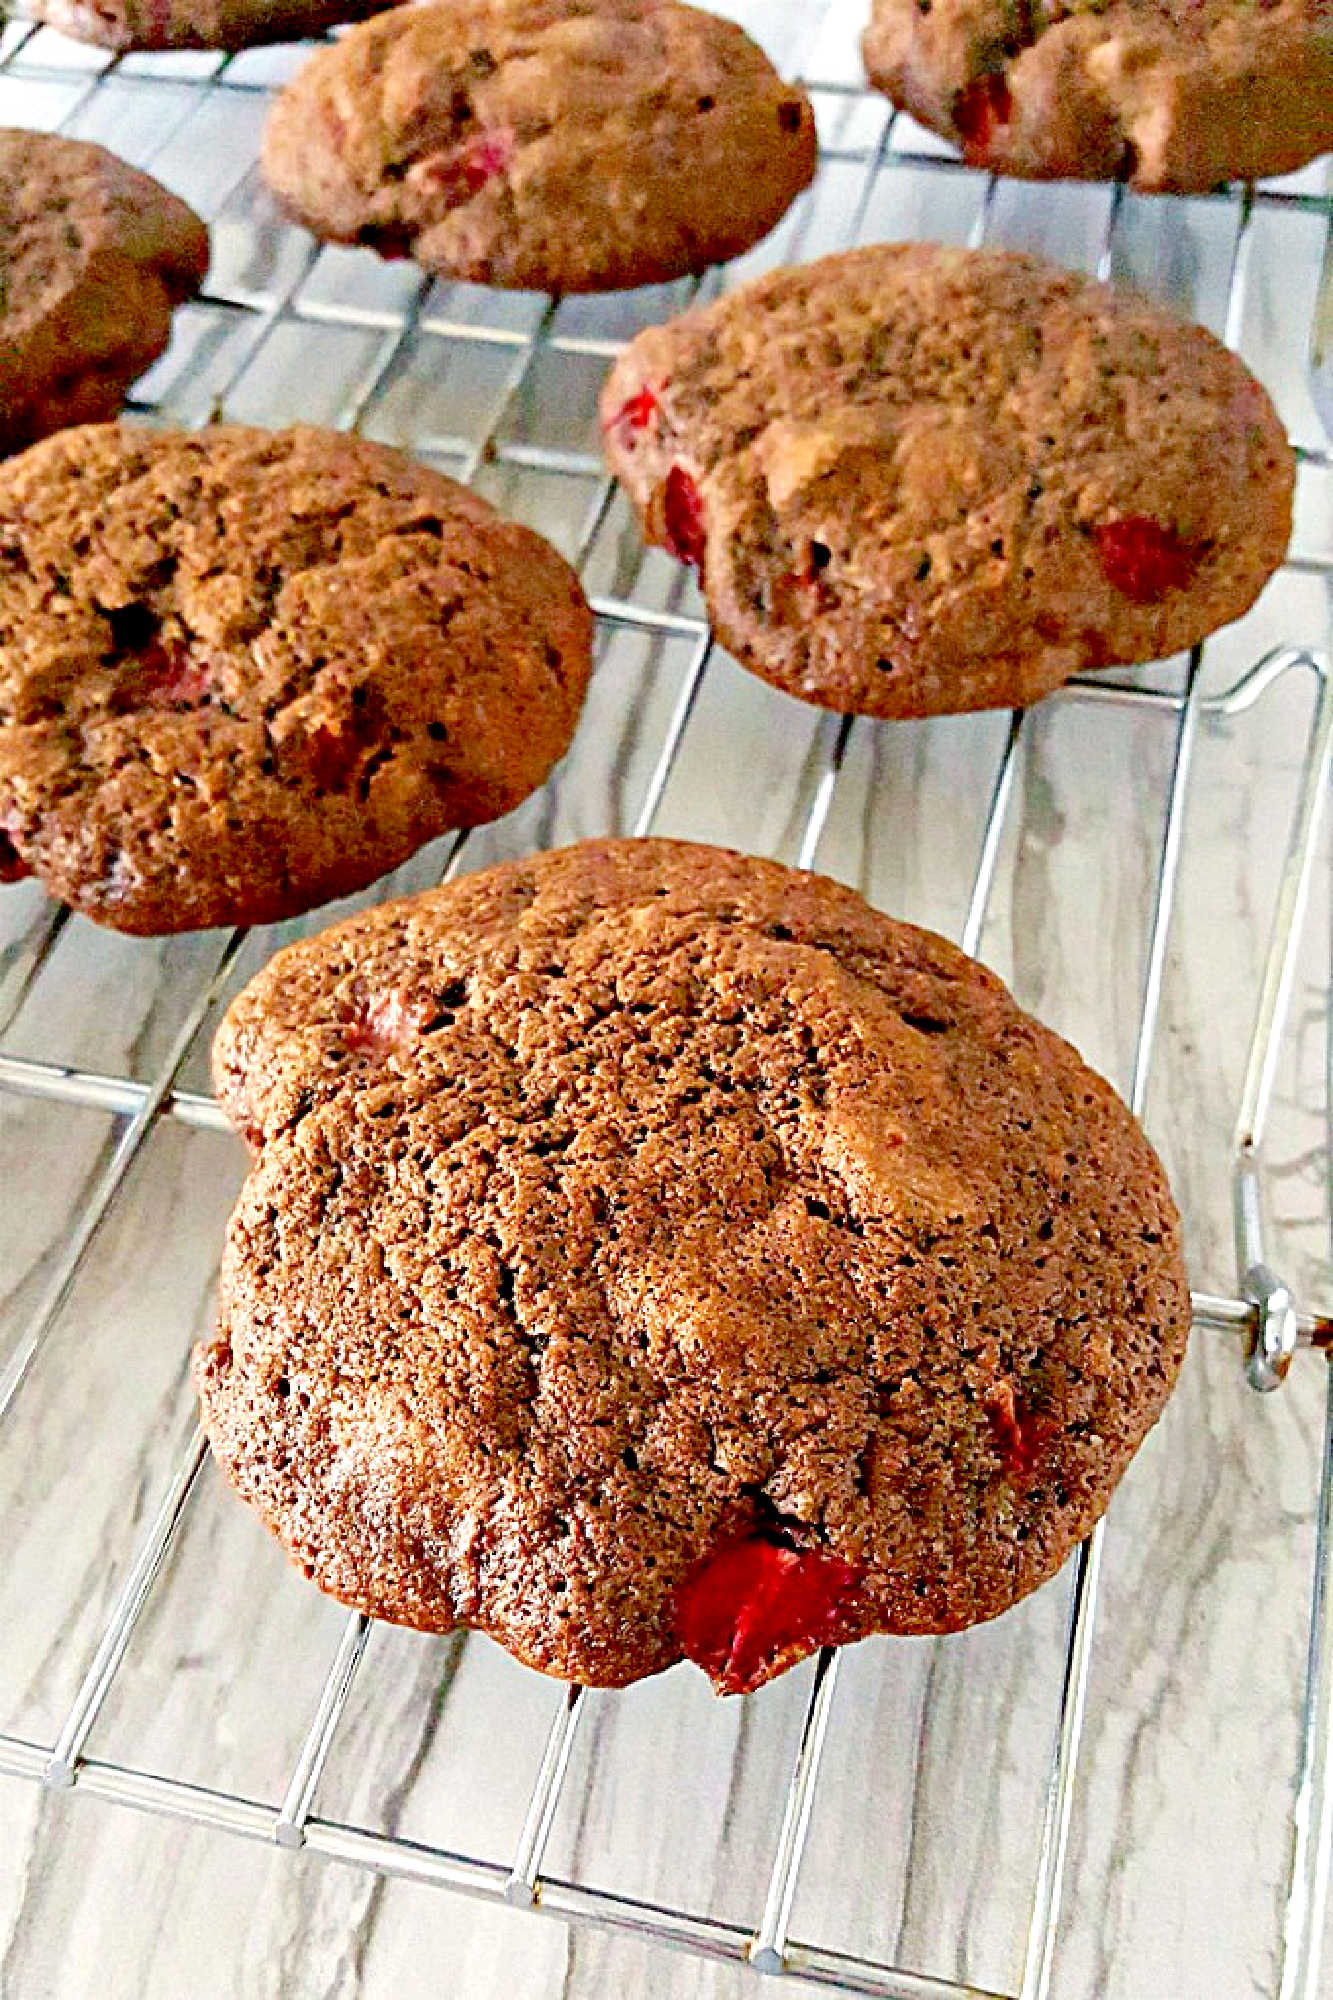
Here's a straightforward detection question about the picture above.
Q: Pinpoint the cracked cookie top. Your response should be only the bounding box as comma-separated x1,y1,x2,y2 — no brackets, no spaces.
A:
600,243,1293,720
863,0,1333,192
197,837,1190,1691
0,129,208,459
261,0,817,292
0,423,592,932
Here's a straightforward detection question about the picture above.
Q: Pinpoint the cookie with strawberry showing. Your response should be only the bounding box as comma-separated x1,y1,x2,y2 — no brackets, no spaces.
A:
196,838,1191,1692
601,244,1293,719
262,0,817,292
0,423,591,931
862,0,1333,195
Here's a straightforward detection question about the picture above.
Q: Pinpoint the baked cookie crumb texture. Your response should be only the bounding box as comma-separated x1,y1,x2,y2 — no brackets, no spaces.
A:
25,0,400,53
261,0,817,292
863,0,1333,192
0,423,593,932
196,837,1191,1693
0,128,208,459
600,243,1293,720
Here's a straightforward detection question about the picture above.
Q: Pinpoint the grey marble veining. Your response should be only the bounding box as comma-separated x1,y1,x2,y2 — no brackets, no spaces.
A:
1,3,1332,1995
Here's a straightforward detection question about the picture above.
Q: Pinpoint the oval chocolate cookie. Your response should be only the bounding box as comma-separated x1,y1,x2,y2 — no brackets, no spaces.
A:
600,244,1293,719
0,424,592,933
196,838,1191,1693
0,130,208,460
863,0,1333,194
25,0,399,53
261,0,817,292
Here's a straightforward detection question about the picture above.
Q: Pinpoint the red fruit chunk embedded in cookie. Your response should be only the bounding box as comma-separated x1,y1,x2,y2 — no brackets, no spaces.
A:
1095,518,1198,604
984,1379,1047,1487
674,1534,862,1694
952,73,1012,156
662,466,707,572
601,385,660,445
114,636,211,712
407,128,515,206
344,991,422,1056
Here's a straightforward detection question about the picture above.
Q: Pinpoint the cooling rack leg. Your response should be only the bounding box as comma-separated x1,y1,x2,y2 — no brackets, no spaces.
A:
1223,186,1258,354
1127,649,1203,1117
797,717,857,874
630,629,715,840
0,905,69,1041
967,177,1000,252
1017,1532,1104,2000
750,1648,843,1975
1095,185,1127,285
505,1684,587,1907
274,1613,372,1848
961,710,1026,958
46,1425,209,1788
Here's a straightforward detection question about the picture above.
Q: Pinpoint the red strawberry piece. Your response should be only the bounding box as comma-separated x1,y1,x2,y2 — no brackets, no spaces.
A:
344,991,420,1056
952,73,1012,156
408,128,515,206
662,465,707,572
115,637,210,712
601,384,661,444
673,1534,862,1695
984,1380,1046,1486
1095,517,1198,603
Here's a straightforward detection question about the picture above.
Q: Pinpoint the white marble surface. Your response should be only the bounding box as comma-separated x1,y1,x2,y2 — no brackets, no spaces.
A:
1,4,1332,1996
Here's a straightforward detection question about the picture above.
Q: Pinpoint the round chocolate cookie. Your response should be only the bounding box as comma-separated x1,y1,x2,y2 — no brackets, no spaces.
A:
196,837,1191,1693
0,424,592,933
261,0,818,292
863,0,1333,193
600,243,1293,720
24,0,400,53
0,130,208,460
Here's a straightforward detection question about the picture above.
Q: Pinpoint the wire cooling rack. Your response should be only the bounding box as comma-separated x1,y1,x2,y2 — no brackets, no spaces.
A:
0,10,1332,1998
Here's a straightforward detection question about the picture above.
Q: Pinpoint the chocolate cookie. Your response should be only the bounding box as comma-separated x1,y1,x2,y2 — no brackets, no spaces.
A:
0,424,592,933
601,244,1293,720
196,838,1190,1693
261,0,817,293
24,0,400,53
863,0,1333,193
0,130,208,460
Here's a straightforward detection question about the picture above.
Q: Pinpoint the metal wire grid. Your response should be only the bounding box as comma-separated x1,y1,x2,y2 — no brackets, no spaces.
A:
0,23,1330,2000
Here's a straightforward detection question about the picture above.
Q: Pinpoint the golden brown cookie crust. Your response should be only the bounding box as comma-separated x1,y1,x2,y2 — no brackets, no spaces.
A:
261,0,817,292
600,244,1293,720
0,423,593,932
197,837,1191,1692
0,129,208,459
862,0,1333,193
